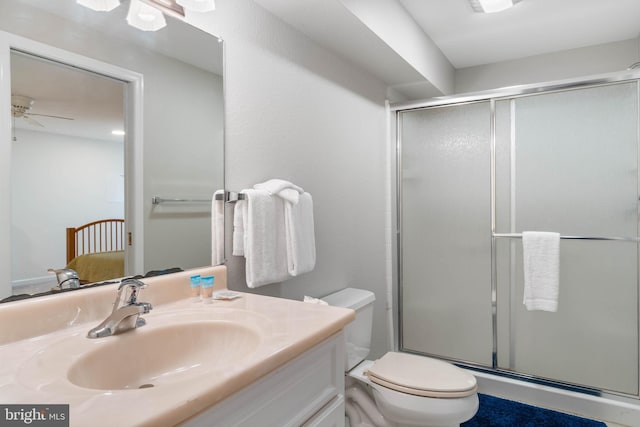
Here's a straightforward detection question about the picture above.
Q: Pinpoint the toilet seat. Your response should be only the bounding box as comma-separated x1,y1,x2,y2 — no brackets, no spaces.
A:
366,352,478,398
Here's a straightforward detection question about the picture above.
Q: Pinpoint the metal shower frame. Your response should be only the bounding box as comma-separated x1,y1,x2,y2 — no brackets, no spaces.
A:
391,68,640,400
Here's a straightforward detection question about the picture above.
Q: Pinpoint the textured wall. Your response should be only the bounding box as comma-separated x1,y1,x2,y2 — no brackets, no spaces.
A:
188,0,392,357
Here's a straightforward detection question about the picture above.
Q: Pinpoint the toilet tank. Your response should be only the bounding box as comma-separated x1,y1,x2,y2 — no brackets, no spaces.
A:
322,288,375,371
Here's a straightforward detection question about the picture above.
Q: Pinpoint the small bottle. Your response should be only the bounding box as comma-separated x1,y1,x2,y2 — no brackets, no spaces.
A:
201,276,215,303
190,275,201,301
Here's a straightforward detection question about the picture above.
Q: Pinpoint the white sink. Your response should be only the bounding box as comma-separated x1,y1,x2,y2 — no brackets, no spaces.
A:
67,320,261,390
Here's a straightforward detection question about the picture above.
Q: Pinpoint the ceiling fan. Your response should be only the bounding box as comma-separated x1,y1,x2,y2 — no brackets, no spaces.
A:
11,94,74,127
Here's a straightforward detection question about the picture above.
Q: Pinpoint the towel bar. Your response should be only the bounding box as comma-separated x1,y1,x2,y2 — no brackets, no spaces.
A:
225,191,247,202
151,192,247,205
151,196,212,205
493,233,639,242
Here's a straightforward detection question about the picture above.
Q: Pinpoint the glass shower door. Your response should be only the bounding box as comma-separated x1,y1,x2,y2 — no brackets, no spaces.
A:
494,82,639,395
400,101,493,366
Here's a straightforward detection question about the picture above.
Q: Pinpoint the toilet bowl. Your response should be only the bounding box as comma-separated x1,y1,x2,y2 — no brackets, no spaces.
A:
322,288,479,427
366,352,478,426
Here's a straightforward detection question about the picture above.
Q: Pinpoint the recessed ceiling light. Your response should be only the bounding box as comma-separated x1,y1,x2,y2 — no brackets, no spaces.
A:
112,130,125,136
468,0,522,13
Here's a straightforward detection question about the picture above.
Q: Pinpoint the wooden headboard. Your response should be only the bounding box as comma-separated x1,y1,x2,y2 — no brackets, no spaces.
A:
66,219,125,264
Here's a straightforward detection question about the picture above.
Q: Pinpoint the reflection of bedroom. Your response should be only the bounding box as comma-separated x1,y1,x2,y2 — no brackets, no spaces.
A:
11,130,124,291
10,52,125,293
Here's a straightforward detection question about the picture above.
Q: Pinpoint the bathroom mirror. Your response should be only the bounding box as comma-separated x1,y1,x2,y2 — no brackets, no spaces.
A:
0,0,224,299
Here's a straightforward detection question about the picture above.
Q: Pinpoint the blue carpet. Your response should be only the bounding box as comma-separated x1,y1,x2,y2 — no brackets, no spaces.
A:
462,394,607,427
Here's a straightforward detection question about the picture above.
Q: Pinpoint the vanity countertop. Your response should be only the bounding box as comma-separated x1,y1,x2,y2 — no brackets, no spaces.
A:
0,266,354,426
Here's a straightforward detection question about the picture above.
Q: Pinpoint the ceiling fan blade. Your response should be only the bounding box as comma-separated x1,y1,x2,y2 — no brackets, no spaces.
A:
28,112,74,121
24,116,45,127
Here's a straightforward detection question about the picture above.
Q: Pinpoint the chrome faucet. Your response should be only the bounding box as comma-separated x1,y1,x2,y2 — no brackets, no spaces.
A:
87,278,153,338
48,268,80,289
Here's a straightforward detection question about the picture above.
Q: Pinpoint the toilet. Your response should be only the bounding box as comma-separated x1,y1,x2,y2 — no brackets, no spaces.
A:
322,288,479,427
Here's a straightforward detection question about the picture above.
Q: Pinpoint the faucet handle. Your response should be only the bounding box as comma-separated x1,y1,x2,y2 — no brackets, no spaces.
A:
113,278,147,311
118,278,147,291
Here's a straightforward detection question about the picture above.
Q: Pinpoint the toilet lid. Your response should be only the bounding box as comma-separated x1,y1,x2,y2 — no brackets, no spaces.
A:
366,352,477,398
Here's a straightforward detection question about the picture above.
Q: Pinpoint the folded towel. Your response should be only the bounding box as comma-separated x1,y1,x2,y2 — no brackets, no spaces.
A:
254,179,304,205
276,188,302,205
284,192,316,276
254,178,304,194
241,189,290,288
522,231,560,312
211,190,225,265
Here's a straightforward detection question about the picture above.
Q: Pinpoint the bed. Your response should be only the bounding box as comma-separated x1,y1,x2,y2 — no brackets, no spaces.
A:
66,219,125,283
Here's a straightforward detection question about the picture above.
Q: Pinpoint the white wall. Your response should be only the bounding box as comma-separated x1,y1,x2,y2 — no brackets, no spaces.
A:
11,129,123,282
188,1,392,357
455,38,640,94
144,66,223,272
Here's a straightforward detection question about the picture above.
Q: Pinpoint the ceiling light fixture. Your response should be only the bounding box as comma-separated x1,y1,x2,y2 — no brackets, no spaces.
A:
112,130,126,136
77,0,215,32
468,0,522,13
176,0,215,13
127,0,167,31
76,0,120,12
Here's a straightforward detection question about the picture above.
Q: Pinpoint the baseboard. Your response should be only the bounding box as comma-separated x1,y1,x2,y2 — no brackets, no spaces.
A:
12,275,57,291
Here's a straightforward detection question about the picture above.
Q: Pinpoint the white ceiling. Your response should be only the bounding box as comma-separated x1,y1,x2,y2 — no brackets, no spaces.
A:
11,51,125,143
399,0,640,68
255,0,640,95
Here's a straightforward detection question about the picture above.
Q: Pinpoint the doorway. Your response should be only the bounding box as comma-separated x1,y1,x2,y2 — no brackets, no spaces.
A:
10,51,126,293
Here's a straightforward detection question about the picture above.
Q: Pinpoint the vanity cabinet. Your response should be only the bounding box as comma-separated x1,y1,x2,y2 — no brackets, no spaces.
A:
182,332,346,427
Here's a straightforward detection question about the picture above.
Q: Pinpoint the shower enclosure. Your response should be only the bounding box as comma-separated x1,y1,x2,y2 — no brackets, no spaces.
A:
395,72,640,399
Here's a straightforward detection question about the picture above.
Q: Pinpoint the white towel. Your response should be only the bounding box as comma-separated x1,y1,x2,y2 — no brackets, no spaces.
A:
232,198,246,256
254,179,304,205
276,188,302,205
284,192,316,276
241,189,290,288
522,231,560,312
211,190,224,265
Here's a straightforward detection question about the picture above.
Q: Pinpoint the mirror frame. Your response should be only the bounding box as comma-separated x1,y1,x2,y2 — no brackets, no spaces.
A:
0,30,145,298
